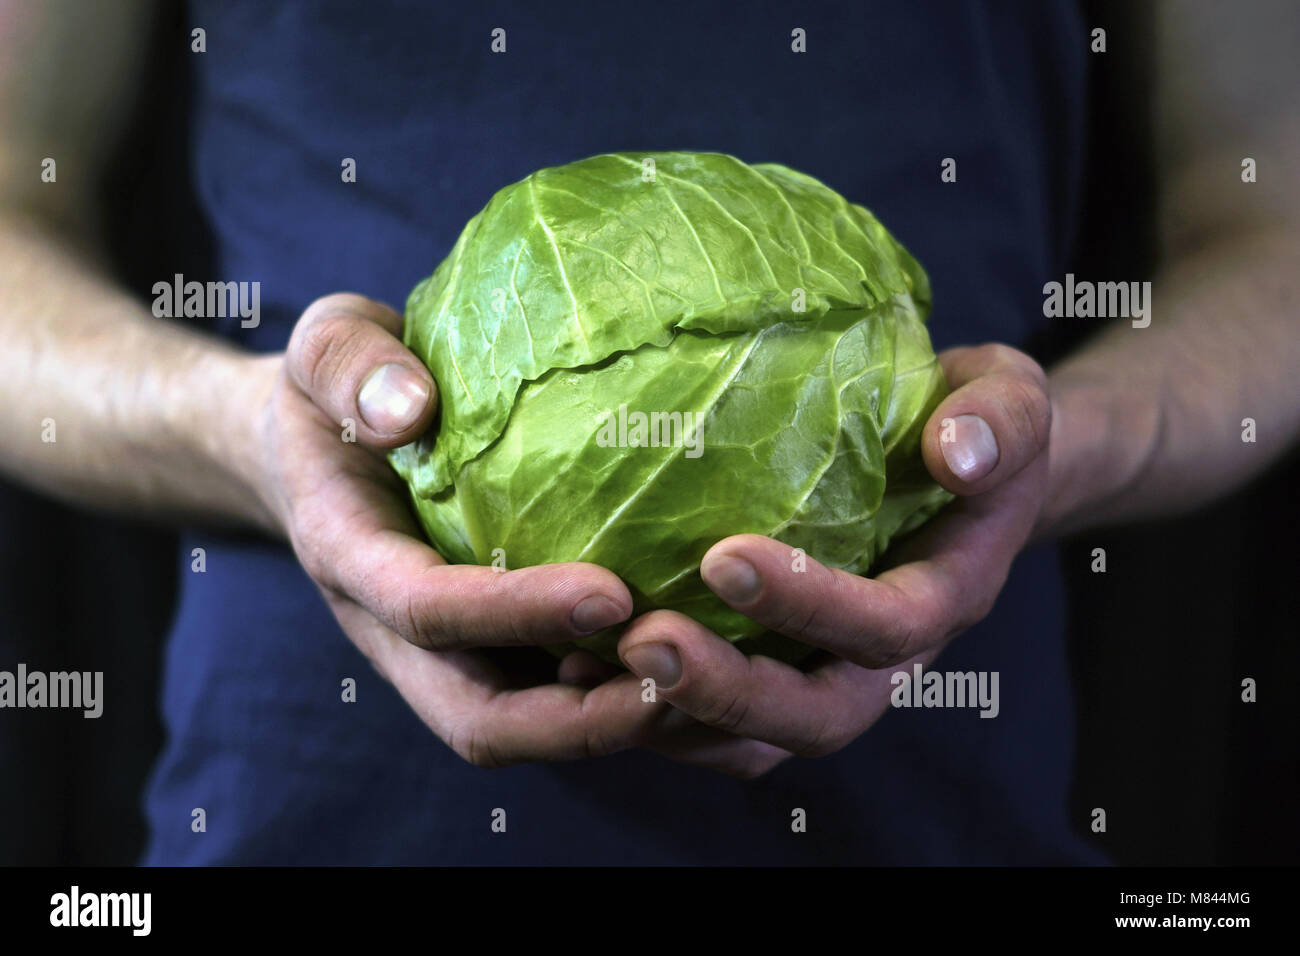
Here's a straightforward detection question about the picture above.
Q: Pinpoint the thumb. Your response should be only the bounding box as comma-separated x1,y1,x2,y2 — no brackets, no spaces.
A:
922,343,1051,495
286,292,438,447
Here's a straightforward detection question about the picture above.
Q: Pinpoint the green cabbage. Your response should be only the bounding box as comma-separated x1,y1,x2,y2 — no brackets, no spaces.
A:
391,152,952,662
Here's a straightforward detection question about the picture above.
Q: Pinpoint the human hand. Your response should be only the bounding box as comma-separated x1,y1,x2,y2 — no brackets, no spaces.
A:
239,293,669,766
616,343,1053,778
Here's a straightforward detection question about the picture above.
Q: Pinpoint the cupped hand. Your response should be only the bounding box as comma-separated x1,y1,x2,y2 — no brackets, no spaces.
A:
616,343,1053,778
241,293,669,766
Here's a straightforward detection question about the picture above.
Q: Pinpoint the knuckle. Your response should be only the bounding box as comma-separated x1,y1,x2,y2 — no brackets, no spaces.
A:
857,617,916,669
293,538,329,586
699,690,751,734
287,310,333,378
1011,349,1049,387
770,600,820,640
460,724,504,769
1000,376,1052,454
445,722,472,765
288,523,345,597
977,342,1022,372
409,570,544,652
398,589,446,650
768,563,844,639
577,693,612,760
295,313,369,399
798,713,849,758
980,342,1046,384
403,591,432,649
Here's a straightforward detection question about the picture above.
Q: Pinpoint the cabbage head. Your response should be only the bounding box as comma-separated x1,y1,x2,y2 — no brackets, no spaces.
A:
391,152,952,663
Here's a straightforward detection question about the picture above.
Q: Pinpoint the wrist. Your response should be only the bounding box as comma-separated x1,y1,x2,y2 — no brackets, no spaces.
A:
174,347,284,536
1032,373,1163,541
225,352,285,537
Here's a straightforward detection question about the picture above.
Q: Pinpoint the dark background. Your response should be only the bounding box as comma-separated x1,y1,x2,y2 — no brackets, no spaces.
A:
1,2,1296,865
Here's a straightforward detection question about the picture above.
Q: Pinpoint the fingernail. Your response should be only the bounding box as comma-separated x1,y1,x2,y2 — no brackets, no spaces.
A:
940,414,999,481
700,555,761,605
570,595,627,635
358,363,430,434
623,644,681,689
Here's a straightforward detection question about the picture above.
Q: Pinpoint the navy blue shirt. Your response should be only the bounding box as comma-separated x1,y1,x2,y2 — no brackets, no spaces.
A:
143,0,1104,864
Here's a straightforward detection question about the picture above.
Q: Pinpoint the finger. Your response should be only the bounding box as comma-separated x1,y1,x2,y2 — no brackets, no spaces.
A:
336,530,637,650
618,611,885,756
644,722,793,780
286,292,437,447
441,671,659,766
923,343,1051,494
279,386,635,651
699,532,1003,667
556,649,621,688
464,673,664,766
334,599,668,767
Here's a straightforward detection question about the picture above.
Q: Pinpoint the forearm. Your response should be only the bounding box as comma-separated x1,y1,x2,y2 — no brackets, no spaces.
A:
0,211,277,532
1037,228,1300,538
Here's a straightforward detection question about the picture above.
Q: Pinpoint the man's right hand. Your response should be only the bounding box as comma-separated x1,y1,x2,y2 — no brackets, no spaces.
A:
239,292,668,767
